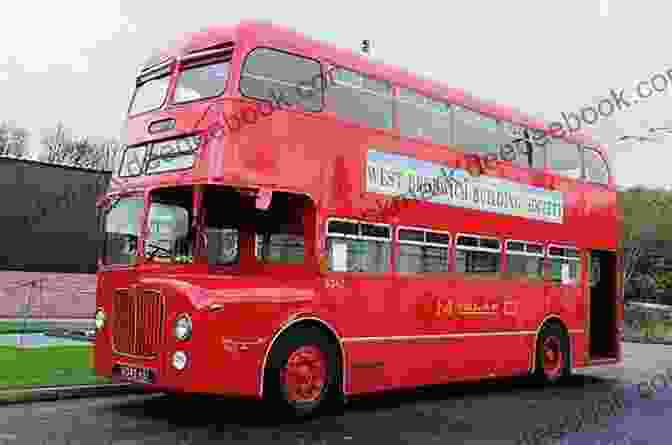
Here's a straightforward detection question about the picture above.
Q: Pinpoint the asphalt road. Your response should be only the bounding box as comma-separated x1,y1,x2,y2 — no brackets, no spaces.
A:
1,342,671,445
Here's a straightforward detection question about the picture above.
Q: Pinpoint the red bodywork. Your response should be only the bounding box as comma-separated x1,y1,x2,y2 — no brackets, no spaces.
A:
94,21,622,399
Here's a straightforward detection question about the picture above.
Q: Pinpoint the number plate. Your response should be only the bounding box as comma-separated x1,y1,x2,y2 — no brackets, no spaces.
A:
115,365,155,384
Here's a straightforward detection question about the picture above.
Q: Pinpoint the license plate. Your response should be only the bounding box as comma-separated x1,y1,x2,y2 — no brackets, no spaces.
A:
116,365,154,384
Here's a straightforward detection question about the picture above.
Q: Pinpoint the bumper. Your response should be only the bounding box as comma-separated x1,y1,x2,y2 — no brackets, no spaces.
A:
95,335,268,398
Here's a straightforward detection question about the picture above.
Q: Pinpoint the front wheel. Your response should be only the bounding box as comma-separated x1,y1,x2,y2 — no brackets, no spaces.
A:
534,323,570,384
264,326,342,418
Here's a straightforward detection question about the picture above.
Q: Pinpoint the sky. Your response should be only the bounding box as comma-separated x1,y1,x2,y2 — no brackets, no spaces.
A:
0,0,670,188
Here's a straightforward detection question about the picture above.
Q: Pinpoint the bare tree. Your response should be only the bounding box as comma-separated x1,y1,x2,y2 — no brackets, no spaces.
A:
0,121,30,158
40,122,121,171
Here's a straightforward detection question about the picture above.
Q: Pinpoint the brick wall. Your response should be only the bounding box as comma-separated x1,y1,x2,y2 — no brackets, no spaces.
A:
0,271,97,319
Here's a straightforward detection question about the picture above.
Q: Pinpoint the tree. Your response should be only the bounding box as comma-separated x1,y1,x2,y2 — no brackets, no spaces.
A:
40,122,121,171
0,121,30,158
620,186,672,297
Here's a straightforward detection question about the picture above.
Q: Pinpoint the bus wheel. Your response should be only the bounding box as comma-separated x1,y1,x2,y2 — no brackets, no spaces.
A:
264,326,341,418
534,323,570,384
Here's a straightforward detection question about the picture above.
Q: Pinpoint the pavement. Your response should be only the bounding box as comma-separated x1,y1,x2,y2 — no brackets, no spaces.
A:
0,342,669,444
0,383,148,406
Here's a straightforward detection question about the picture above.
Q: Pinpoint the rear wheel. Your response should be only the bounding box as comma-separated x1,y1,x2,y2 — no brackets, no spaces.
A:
264,325,342,418
534,323,570,384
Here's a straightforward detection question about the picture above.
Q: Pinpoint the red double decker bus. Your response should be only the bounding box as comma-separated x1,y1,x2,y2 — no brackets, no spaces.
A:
94,20,622,417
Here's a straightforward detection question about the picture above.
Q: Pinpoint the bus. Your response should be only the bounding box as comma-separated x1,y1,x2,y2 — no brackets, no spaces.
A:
94,20,622,417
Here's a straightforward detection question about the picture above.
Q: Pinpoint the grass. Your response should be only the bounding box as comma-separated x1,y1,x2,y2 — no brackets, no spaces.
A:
635,319,672,339
0,320,49,334
0,344,109,389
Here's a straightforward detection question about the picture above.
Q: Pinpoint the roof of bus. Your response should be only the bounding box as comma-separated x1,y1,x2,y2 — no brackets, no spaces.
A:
150,20,609,161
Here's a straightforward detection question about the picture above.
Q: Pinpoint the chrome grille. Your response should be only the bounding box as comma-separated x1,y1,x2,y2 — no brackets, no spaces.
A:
112,287,165,358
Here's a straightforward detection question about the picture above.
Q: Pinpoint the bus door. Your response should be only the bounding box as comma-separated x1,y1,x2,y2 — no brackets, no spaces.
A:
587,249,619,361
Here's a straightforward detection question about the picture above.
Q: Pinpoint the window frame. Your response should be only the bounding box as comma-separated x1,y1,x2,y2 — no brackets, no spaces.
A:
127,60,174,118
547,140,584,180
395,86,453,145
547,243,582,285
581,145,611,186
172,56,232,106
239,46,326,112
452,105,502,157
117,144,148,178
504,239,545,279
498,121,547,170
396,225,452,249
505,239,545,258
454,232,502,274
325,217,392,272
395,225,452,274
455,233,501,254
324,64,395,129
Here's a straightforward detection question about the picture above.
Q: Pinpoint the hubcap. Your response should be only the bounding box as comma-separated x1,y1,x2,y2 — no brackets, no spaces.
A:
542,336,563,378
280,346,328,403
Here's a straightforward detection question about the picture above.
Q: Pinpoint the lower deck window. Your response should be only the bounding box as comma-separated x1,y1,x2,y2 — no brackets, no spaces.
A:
549,246,581,284
455,234,501,273
456,250,500,273
326,220,391,272
396,227,451,273
327,238,390,272
506,241,544,278
398,244,449,273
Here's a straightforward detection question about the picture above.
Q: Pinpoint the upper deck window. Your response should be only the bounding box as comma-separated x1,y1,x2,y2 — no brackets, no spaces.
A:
499,121,546,169
174,60,230,104
128,64,172,116
240,47,323,112
548,141,582,180
117,135,201,178
326,67,394,129
397,87,452,145
118,145,148,177
582,146,609,185
453,107,502,156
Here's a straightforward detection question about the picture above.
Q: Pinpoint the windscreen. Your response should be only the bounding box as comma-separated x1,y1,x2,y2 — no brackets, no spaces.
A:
103,197,144,265
128,64,172,116
145,188,194,264
174,60,230,103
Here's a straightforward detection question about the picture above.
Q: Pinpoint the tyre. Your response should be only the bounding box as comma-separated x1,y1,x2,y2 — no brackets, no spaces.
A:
264,325,342,418
534,323,571,384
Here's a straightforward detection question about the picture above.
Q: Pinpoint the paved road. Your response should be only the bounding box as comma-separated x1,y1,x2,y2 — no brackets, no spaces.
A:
1,342,671,445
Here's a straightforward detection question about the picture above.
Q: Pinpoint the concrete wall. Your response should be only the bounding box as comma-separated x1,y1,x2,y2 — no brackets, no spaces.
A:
0,157,110,273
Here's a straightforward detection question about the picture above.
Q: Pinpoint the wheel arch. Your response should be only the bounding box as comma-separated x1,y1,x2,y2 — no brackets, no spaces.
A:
529,315,571,374
258,315,346,398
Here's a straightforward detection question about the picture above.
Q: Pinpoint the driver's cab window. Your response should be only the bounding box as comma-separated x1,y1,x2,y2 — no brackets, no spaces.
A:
201,187,242,266
201,187,306,266
256,233,304,264
255,193,306,264
145,187,194,264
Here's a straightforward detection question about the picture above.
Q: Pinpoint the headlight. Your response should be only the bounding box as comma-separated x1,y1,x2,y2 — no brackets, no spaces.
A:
172,351,188,370
95,309,106,330
174,315,192,341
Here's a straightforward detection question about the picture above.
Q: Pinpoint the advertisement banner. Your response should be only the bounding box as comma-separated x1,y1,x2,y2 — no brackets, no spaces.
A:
366,149,564,223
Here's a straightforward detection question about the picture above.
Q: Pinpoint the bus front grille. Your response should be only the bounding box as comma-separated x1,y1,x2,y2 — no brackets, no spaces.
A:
112,287,165,358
